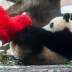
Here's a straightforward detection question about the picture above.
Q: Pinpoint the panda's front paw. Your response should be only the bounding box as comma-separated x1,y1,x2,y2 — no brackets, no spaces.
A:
63,13,70,22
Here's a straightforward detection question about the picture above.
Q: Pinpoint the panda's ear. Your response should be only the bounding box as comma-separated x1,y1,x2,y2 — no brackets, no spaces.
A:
63,13,70,22
70,13,72,20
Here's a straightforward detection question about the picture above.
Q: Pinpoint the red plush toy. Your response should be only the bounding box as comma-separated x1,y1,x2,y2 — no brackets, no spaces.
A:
0,6,32,43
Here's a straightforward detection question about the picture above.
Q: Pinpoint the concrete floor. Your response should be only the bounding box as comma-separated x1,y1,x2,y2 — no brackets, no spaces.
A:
61,0,72,6
61,0,72,13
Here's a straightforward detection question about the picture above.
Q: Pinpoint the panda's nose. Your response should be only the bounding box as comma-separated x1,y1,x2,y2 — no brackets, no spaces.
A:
42,24,52,31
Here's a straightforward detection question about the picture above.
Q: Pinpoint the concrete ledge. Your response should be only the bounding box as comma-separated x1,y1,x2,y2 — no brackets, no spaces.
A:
0,65,72,72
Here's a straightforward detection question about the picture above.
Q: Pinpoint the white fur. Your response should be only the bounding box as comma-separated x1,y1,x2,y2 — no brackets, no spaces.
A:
43,16,72,32
7,42,19,58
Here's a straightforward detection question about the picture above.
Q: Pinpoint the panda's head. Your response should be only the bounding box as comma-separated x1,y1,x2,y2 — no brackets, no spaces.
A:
43,13,72,32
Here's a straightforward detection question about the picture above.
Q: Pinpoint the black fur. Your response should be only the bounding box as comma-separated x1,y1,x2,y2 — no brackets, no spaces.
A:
45,28,72,59
12,26,72,60
70,14,72,20
63,13,70,22
50,23,54,28
12,26,53,55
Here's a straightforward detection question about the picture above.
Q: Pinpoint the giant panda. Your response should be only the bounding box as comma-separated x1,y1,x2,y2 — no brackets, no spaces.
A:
6,14,70,65
43,13,72,61
7,26,68,65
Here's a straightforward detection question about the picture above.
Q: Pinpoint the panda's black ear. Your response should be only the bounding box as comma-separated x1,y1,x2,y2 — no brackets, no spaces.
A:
70,14,72,20
63,13,70,22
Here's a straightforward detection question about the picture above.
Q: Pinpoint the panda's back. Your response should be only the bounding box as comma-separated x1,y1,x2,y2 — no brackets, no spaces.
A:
45,28,72,59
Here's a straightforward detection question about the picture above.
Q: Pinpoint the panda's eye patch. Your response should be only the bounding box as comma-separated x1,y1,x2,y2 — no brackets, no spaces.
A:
50,23,53,28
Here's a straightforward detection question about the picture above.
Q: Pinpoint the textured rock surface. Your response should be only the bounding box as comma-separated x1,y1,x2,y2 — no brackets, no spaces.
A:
0,65,72,72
